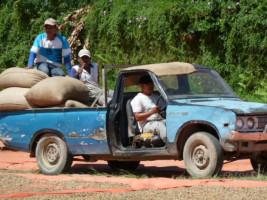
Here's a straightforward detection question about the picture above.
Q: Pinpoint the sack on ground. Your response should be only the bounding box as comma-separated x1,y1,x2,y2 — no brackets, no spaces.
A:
0,67,48,88
25,77,90,106
0,87,35,111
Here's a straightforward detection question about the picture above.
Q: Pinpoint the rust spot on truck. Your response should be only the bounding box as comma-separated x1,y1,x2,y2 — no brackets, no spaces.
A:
229,131,267,141
68,127,107,141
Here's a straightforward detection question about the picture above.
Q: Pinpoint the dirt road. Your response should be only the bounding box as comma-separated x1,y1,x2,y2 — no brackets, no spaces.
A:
1,141,267,199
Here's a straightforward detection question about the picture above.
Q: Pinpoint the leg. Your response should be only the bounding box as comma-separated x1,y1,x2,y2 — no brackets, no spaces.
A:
37,63,50,76
50,67,66,77
143,120,166,139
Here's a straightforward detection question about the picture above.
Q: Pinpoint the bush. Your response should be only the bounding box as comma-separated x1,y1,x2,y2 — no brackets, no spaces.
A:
0,0,266,102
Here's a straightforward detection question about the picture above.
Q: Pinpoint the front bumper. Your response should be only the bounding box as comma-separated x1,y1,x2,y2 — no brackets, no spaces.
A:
228,131,267,152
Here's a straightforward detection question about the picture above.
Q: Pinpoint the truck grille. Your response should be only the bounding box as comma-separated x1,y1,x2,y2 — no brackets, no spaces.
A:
258,116,267,129
237,115,267,133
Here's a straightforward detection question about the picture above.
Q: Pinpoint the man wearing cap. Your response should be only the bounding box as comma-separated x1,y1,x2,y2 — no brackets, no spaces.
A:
131,75,166,142
27,18,72,76
70,49,113,106
70,49,99,84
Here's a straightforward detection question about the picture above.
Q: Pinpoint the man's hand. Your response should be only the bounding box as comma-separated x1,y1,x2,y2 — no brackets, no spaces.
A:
150,106,159,114
77,67,83,75
76,66,83,78
134,106,159,121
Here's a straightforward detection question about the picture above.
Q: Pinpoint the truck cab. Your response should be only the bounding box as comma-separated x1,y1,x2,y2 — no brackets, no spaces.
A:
107,62,267,177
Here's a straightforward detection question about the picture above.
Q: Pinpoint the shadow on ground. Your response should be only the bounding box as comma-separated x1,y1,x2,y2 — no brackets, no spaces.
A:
69,161,256,179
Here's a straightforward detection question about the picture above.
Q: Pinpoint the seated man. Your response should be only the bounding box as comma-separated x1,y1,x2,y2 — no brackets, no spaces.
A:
70,49,113,106
131,75,166,143
27,18,72,76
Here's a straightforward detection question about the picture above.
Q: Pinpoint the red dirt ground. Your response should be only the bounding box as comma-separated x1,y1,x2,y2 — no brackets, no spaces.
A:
1,140,267,199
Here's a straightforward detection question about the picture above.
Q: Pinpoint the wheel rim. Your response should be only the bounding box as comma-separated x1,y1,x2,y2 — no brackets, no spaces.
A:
191,144,210,170
42,140,60,166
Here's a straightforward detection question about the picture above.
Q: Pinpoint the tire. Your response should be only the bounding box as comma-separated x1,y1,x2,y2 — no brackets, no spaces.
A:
35,134,73,175
183,132,224,178
250,153,267,174
107,160,140,171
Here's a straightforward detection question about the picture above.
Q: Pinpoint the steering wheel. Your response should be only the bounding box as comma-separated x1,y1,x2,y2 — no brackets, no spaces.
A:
156,94,166,118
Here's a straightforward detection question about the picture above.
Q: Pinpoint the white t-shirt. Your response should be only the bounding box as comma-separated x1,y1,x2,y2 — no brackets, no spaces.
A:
131,93,162,132
72,64,102,97
72,63,99,84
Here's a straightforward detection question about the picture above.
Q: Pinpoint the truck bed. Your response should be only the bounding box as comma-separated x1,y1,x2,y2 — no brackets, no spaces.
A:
0,107,110,155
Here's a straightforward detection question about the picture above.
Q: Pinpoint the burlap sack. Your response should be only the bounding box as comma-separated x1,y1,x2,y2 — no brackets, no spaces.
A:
64,100,89,108
0,87,35,111
0,67,48,88
25,77,90,106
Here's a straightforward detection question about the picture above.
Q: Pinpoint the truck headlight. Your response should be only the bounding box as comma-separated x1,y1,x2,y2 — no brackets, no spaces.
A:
247,118,255,129
236,118,244,129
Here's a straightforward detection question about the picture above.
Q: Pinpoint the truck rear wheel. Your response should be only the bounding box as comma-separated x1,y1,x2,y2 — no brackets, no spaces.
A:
35,134,73,175
107,160,140,171
250,153,267,174
183,132,223,178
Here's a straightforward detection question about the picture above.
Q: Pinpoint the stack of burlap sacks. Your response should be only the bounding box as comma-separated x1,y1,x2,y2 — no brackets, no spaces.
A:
0,67,90,111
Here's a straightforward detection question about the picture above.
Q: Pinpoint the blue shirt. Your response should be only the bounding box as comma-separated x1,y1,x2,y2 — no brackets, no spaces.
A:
30,33,72,68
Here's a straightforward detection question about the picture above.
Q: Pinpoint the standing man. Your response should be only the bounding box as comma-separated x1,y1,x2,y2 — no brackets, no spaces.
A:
27,18,72,76
131,75,166,141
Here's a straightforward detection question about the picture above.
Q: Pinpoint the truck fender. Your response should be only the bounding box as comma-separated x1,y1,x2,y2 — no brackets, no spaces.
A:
174,120,220,160
29,129,66,157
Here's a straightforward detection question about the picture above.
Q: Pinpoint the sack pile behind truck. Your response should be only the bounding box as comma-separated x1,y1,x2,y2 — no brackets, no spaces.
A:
0,67,90,111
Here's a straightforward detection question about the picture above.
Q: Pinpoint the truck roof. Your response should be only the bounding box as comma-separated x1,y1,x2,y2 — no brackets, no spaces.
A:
120,62,196,76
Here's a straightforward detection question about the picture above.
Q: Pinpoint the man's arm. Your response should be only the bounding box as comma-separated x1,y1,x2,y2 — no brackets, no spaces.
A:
27,52,37,68
134,106,159,121
64,56,72,75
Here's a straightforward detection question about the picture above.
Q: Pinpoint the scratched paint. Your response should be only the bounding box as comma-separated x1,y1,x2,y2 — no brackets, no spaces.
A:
68,127,107,141
80,141,88,146
0,134,13,141
166,103,236,142
186,99,267,114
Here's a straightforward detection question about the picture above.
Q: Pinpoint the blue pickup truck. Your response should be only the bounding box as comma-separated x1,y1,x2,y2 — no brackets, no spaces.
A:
1,62,267,178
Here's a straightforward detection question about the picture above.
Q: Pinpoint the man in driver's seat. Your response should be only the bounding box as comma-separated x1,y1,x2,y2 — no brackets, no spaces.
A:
131,75,166,144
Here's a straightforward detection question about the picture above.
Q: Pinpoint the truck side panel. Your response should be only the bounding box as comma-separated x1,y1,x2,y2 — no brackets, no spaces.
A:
0,108,110,155
166,104,236,142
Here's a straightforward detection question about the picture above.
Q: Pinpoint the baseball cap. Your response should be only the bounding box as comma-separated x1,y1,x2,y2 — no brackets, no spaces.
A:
78,49,91,58
140,75,153,84
44,18,58,27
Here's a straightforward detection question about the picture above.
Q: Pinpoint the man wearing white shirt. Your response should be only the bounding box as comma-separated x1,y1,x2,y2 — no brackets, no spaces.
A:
131,75,166,141
70,49,113,105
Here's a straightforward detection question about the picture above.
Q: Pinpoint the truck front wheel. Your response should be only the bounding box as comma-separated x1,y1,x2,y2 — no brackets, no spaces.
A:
183,132,223,178
35,134,73,175
107,160,140,171
250,153,267,174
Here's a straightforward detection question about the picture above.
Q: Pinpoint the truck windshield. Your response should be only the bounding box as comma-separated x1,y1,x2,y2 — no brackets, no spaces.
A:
158,69,238,99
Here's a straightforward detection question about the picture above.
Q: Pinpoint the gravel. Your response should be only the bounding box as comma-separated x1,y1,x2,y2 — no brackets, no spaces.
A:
1,173,267,200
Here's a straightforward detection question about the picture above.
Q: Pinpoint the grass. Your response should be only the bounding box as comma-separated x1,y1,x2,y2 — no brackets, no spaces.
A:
0,169,40,174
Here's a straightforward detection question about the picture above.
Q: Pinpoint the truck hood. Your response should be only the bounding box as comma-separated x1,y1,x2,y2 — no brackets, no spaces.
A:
177,99,267,115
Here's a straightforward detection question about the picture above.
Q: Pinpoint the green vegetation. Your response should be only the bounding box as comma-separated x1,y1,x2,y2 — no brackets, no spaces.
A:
0,0,266,101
